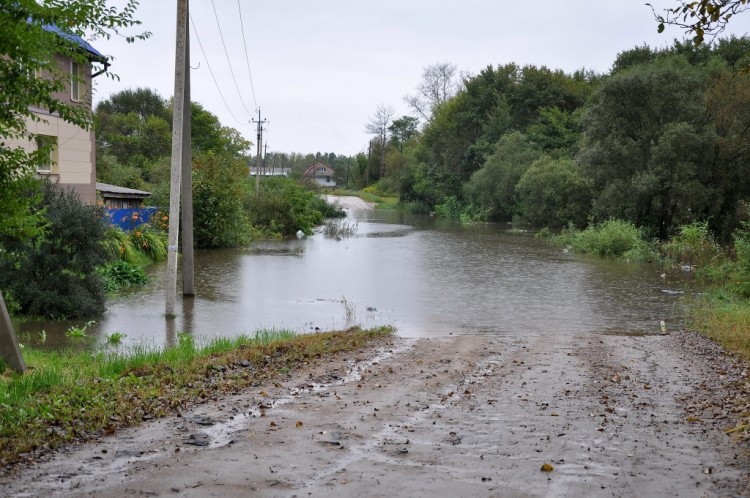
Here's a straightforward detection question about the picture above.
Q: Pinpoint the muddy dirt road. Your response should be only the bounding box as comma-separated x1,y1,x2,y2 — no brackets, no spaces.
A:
3,332,750,497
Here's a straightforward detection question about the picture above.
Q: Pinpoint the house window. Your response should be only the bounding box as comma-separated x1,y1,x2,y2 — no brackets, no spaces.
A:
71,61,80,101
36,135,58,172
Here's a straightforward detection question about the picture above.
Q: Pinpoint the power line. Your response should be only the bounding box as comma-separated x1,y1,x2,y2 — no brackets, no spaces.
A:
210,0,254,117
188,13,245,127
236,0,258,110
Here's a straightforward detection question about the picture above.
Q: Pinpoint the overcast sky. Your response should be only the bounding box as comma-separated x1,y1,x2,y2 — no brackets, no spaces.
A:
90,1,748,156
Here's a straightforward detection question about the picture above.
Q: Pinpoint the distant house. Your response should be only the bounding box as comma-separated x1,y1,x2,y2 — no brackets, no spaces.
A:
303,162,337,188
97,182,155,230
7,24,107,204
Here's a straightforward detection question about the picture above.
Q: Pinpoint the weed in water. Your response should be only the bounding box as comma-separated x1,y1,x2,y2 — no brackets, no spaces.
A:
323,219,358,239
341,296,357,323
106,332,127,344
66,321,95,337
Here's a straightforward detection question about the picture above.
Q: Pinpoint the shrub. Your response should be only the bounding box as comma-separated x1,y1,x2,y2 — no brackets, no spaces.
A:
554,219,656,260
192,151,253,248
98,260,148,291
0,181,108,318
247,177,338,237
661,221,721,269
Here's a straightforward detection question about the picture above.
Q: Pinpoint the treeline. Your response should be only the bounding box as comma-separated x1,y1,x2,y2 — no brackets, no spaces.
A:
365,37,750,242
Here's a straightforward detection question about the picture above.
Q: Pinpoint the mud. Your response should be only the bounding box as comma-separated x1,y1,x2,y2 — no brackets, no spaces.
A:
3,332,750,497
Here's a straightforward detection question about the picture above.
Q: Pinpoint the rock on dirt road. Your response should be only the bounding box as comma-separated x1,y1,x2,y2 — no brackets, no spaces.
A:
3,332,750,497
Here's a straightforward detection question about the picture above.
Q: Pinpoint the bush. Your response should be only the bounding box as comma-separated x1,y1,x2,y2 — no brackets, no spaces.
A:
98,260,148,291
192,152,253,248
0,181,109,318
247,177,338,236
554,219,656,260
661,221,721,269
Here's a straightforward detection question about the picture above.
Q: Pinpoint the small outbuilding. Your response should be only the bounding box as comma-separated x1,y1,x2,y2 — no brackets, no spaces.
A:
96,182,155,230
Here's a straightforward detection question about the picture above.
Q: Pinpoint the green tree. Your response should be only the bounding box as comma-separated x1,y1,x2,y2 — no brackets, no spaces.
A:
516,156,592,228
0,181,109,318
463,132,543,221
192,151,252,248
0,0,147,240
578,54,750,239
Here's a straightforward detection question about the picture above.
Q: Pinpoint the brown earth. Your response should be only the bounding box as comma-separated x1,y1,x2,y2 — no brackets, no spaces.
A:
3,331,750,497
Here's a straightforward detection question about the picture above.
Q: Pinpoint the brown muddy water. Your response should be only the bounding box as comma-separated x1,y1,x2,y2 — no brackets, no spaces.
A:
16,208,694,351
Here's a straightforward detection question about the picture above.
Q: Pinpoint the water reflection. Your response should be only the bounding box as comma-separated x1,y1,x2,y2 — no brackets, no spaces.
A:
16,207,694,350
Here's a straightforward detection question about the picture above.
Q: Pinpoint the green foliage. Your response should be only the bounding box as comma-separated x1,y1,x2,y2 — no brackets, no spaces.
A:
731,216,750,297
0,182,109,319
578,55,750,240
105,332,127,344
661,221,722,268
66,321,95,338
516,156,592,228
98,260,148,291
463,132,543,221
247,177,335,237
192,152,253,248
554,219,655,260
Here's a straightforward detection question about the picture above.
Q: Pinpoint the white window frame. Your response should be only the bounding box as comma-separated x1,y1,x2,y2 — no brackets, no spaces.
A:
35,135,58,173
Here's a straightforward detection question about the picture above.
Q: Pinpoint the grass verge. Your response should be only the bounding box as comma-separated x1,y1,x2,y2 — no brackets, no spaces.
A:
0,326,393,470
687,293,750,361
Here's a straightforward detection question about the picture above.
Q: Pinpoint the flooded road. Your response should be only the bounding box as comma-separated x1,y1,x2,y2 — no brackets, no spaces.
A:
18,202,691,350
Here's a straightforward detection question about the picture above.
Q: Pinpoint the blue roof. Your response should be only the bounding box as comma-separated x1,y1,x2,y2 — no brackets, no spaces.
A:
41,24,106,61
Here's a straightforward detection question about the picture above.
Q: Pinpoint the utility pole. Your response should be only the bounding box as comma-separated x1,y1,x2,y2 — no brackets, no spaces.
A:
252,108,266,197
181,0,194,297
263,143,268,176
366,140,371,187
165,0,188,317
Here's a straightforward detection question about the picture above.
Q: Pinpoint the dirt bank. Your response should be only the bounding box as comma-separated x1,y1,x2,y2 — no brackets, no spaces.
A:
3,332,750,497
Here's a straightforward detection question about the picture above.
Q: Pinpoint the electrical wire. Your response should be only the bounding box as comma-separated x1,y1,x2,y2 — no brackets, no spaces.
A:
188,13,246,127
236,0,258,110
210,0,254,117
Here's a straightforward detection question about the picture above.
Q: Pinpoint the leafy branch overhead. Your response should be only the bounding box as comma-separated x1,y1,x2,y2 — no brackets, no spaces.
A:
649,0,749,45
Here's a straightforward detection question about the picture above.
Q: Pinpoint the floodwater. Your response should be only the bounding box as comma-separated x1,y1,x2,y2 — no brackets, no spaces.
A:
16,206,694,351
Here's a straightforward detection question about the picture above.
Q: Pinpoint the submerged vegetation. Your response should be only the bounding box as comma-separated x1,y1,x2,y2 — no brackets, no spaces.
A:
0,326,393,468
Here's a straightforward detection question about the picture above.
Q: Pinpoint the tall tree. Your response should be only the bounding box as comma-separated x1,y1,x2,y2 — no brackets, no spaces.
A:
365,103,395,180
0,0,148,240
404,62,461,122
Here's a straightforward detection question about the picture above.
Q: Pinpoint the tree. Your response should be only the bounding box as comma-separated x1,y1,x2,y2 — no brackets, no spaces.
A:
365,103,395,180
0,181,110,318
516,156,592,228
0,1,148,241
650,0,749,45
577,56,738,239
388,115,419,152
405,62,462,122
463,132,543,221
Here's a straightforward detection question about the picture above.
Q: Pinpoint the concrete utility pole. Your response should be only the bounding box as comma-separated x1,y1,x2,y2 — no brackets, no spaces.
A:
181,0,194,297
252,108,266,197
263,143,268,175
165,0,188,317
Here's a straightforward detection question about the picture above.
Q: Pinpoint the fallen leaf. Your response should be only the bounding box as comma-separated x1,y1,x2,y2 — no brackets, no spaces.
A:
541,463,554,472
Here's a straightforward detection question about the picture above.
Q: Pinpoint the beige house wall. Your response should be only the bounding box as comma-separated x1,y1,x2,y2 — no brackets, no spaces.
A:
7,52,97,204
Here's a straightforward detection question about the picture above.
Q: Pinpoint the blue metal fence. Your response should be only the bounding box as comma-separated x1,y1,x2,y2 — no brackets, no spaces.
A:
105,208,157,230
